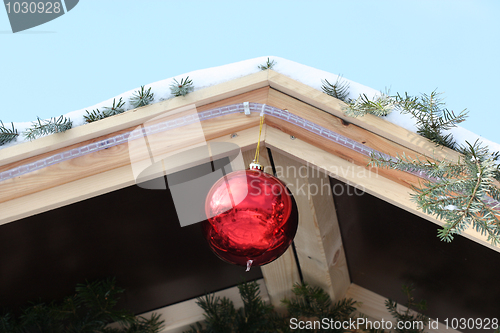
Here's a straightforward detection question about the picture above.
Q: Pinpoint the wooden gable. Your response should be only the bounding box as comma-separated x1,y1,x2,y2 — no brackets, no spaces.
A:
1,70,497,332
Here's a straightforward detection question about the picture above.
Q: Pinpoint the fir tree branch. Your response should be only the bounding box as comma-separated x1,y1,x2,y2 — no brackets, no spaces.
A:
385,285,428,333
84,98,127,123
258,57,276,70
130,85,154,108
321,76,351,103
371,140,500,245
24,116,72,140
0,120,19,146
344,93,395,117
103,97,126,116
396,90,468,149
84,108,106,123
170,77,194,97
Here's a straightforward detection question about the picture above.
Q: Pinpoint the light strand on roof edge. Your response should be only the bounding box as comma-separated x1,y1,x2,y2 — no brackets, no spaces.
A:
1,103,498,212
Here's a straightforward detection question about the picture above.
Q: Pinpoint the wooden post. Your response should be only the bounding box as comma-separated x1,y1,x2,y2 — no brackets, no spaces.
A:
270,150,350,302
241,142,301,310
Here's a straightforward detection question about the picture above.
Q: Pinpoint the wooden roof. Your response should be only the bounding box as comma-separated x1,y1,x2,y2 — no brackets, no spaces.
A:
1,70,495,331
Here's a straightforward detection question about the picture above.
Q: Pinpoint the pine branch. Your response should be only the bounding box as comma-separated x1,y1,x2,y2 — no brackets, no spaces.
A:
385,285,428,333
371,140,500,245
258,57,276,70
0,278,162,333
103,97,126,116
344,93,395,117
170,77,194,97
84,98,127,123
194,293,237,333
130,86,154,108
109,313,164,333
24,116,72,140
321,76,351,103
84,108,106,123
236,281,274,332
396,90,468,149
0,121,19,146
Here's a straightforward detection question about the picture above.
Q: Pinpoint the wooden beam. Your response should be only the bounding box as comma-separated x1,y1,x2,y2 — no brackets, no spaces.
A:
0,126,262,226
264,126,500,253
266,88,424,189
0,106,265,204
241,142,301,310
346,284,461,333
267,70,461,163
0,71,269,168
270,150,351,302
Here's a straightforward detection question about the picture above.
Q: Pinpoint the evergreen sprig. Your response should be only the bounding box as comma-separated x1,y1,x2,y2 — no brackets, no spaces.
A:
321,76,351,103
130,86,154,108
283,282,358,333
385,285,428,333
0,121,19,146
84,108,106,123
370,140,500,245
84,98,126,123
396,90,468,149
258,58,276,70
170,77,194,97
0,278,164,333
24,116,72,140
185,281,281,333
491,150,500,181
103,97,126,116
344,93,395,117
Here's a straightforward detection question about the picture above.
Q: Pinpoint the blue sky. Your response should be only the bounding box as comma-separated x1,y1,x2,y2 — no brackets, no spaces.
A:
1,0,499,144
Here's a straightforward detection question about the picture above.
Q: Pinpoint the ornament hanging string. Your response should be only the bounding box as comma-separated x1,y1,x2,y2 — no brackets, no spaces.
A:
253,105,265,165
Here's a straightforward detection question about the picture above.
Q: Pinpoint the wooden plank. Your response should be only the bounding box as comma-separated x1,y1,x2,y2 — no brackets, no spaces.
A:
0,71,269,168
264,126,500,253
0,108,265,204
0,86,269,176
112,279,269,333
267,70,462,163
266,88,424,189
241,142,301,310
270,150,351,302
346,284,461,333
0,126,262,226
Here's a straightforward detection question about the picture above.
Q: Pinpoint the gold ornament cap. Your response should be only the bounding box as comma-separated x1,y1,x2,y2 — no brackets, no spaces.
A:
249,161,264,171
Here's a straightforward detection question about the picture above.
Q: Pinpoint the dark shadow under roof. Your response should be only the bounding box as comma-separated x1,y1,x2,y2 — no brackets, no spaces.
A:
331,177,500,332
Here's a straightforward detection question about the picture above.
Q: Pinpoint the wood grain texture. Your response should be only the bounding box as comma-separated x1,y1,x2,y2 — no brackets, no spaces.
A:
0,126,263,226
0,71,269,168
0,108,264,204
347,284,461,333
242,144,301,310
267,70,462,163
266,89,424,188
270,150,350,302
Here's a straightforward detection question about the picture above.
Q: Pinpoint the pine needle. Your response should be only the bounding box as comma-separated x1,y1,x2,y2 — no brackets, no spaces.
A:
370,140,500,245
0,121,19,146
130,86,154,108
170,77,194,97
321,75,351,102
344,93,395,117
258,57,276,70
24,116,72,140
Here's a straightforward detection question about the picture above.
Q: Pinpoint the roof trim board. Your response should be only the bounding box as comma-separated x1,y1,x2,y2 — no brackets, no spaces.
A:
1,71,498,251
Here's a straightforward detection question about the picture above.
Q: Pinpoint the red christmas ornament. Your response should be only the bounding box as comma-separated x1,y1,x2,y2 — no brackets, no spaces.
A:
203,167,298,271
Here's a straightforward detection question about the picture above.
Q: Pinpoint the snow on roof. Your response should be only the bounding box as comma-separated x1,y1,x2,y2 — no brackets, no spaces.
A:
2,56,500,153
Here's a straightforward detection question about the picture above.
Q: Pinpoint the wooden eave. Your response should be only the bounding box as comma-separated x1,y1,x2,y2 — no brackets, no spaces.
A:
0,70,490,332
0,70,493,250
